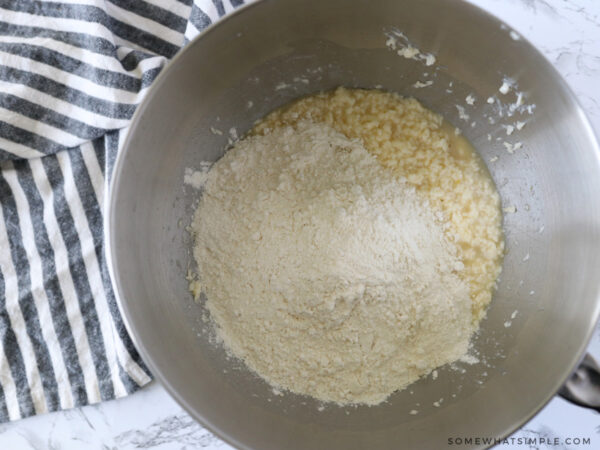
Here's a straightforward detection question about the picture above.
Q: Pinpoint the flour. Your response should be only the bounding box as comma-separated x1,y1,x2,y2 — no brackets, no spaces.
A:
413,80,434,89
256,88,504,322
385,30,436,66
184,162,213,189
191,121,473,405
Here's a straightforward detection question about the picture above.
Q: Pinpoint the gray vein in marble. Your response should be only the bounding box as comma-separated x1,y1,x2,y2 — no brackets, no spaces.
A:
0,421,11,434
17,429,48,450
47,416,58,450
114,413,226,449
560,2,599,27
77,409,95,431
516,0,558,15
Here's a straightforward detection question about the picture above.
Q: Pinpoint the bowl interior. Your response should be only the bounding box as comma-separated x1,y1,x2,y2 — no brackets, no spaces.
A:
108,0,600,448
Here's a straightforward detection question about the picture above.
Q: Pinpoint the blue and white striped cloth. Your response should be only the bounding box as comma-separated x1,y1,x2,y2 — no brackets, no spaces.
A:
0,0,246,422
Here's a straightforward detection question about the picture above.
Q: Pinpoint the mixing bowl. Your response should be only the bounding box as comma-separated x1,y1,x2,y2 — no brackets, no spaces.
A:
107,0,600,448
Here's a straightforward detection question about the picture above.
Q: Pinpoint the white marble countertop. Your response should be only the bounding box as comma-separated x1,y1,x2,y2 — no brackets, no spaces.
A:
1,0,599,448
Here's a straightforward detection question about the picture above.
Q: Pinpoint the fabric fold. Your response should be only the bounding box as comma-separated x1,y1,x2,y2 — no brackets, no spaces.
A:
0,0,247,422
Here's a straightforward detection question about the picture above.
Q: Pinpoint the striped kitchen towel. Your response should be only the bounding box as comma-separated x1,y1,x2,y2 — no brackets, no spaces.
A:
0,0,247,422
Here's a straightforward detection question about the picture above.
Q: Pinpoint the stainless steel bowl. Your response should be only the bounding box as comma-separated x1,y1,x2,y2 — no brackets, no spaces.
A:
107,0,600,448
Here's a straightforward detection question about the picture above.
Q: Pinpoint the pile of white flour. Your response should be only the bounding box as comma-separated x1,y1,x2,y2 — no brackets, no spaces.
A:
191,122,472,405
